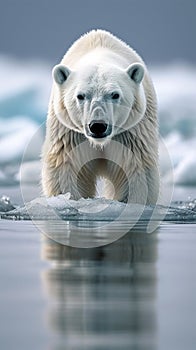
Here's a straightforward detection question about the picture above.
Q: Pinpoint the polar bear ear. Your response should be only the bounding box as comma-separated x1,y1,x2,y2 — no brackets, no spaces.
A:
52,64,71,85
126,63,144,84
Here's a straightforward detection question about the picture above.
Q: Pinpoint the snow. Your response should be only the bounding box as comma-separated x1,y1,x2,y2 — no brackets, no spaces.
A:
0,193,195,223
0,192,195,247
17,160,42,183
0,117,43,164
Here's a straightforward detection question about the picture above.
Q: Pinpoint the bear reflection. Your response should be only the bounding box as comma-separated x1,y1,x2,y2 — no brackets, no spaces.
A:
41,227,158,350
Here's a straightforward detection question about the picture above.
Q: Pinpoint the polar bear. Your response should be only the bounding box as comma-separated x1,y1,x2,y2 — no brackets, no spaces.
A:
42,30,159,204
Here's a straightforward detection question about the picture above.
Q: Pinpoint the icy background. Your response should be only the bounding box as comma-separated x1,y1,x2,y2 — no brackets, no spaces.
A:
0,56,196,187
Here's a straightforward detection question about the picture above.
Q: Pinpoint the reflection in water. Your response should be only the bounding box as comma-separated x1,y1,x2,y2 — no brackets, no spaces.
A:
41,226,158,350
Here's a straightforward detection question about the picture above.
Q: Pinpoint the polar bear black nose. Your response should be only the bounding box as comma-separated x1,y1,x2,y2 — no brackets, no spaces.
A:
88,120,108,138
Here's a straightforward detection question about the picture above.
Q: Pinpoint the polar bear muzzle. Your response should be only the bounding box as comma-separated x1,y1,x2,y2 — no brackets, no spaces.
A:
85,120,112,139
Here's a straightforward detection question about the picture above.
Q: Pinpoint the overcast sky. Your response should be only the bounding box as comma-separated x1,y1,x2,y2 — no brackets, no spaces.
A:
0,0,195,65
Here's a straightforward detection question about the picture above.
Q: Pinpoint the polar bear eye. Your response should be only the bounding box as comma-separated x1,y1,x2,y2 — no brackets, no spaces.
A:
111,92,120,100
77,94,85,101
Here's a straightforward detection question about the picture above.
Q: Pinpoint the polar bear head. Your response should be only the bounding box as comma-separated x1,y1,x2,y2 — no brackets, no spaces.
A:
52,62,146,146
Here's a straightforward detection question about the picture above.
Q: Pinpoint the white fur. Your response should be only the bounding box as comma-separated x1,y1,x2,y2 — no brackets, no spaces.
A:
42,30,159,204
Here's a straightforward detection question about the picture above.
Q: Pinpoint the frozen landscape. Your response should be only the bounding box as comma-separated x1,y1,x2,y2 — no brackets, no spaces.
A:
1,0,196,348
0,57,196,349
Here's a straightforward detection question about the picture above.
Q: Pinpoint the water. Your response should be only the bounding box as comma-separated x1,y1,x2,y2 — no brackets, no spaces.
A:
0,219,196,350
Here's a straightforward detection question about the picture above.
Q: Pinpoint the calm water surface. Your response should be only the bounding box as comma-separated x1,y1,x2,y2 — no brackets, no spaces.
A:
0,220,196,350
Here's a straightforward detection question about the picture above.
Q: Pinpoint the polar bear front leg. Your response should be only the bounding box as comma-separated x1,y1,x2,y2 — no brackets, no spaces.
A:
42,160,97,199
114,168,158,205
42,161,78,199
104,169,149,204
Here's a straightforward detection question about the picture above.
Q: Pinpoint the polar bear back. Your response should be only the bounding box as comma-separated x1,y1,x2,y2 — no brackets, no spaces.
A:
61,30,143,68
